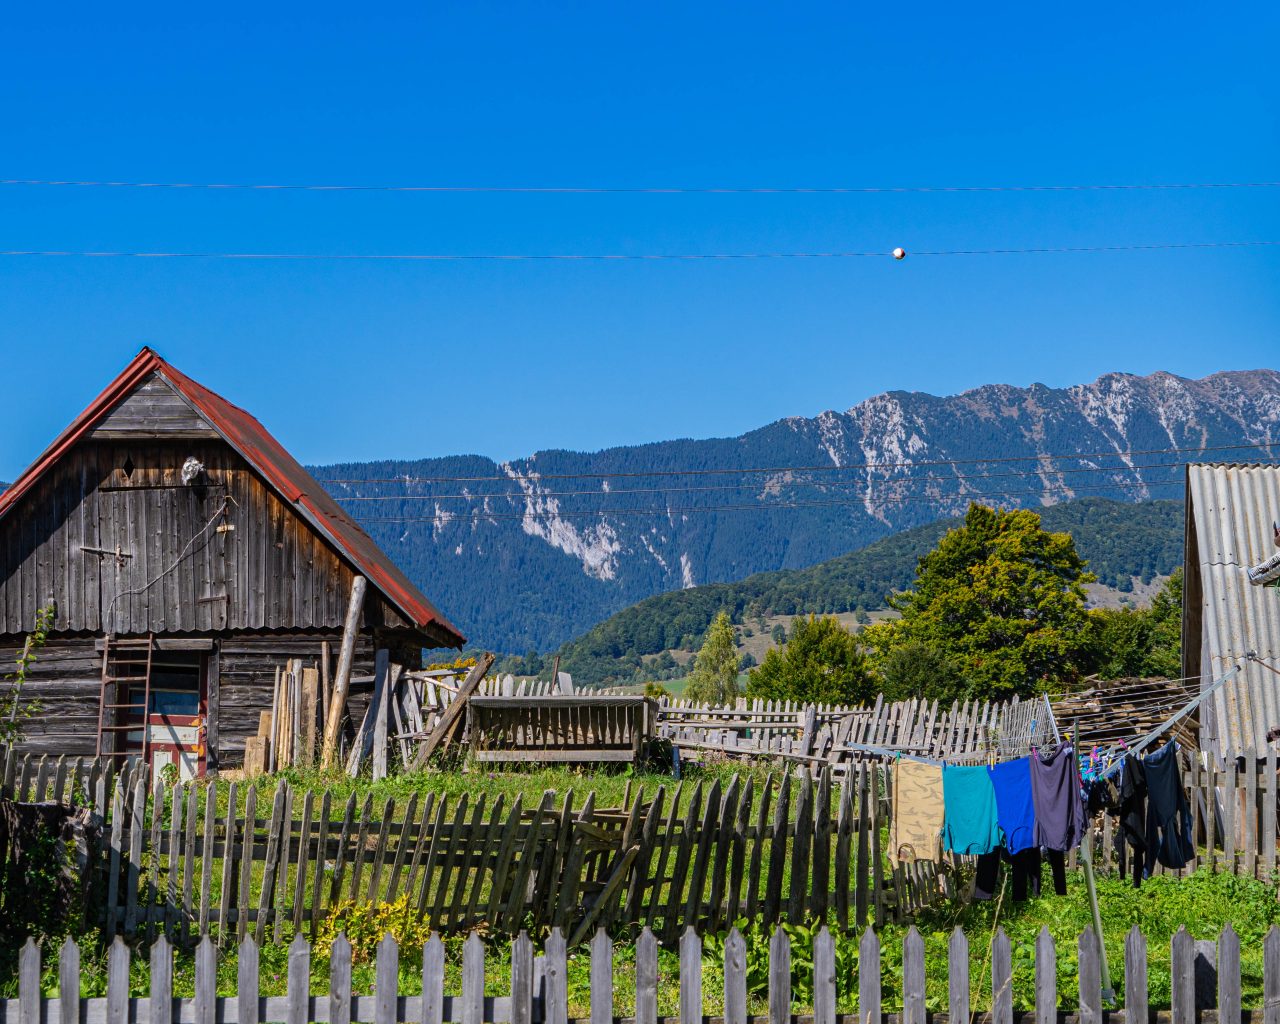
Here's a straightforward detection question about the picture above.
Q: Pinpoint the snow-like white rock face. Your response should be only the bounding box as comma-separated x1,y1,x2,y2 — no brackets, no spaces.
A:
505,465,622,581
640,533,668,572
680,553,696,589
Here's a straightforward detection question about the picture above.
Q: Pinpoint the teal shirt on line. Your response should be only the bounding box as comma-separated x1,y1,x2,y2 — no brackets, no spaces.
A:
942,763,1002,855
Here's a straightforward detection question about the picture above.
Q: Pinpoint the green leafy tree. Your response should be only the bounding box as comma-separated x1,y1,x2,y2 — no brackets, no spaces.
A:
1089,568,1182,679
864,504,1096,698
748,615,876,704
683,612,742,706
878,640,968,702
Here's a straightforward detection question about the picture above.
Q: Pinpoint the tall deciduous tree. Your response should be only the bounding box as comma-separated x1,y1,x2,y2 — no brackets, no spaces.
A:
683,611,742,706
747,614,876,705
1089,568,1182,679
864,503,1096,699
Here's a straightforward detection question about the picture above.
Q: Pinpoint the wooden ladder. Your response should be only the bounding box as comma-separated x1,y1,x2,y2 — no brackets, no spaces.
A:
96,633,156,762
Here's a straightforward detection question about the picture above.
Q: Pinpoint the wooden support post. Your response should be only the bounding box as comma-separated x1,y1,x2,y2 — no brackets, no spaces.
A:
320,643,332,737
321,576,367,768
412,653,495,769
268,666,281,774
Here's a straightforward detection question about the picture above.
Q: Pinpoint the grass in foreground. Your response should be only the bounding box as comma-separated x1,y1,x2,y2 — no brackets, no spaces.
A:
7,868,1276,1014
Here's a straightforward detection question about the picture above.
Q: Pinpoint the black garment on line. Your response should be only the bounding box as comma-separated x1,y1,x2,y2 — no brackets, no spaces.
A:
1118,756,1148,886
973,848,1067,901
1143,742,1194,874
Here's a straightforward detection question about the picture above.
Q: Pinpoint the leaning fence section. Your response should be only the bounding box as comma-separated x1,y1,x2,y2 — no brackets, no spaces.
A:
657,693,1060,767
4,743,1280,947
3,749,954,946
4,921,1278,1024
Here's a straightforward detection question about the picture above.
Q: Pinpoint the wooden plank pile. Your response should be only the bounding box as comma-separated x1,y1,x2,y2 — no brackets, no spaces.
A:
244,659,324,776
1053,676,1201,751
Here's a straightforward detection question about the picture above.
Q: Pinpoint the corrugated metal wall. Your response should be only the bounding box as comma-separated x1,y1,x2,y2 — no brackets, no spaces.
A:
1187,464,1280,754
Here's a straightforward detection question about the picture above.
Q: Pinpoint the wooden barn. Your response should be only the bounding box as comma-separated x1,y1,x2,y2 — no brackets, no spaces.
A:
0,347,465,776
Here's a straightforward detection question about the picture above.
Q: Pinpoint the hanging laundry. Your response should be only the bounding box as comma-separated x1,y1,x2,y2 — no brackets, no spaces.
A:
1142,742,1194,873
942,764,1001,855
988,756,1037,853
890,759,944,863
1086,756,1146,886
1030,743,1086,851
973,847,1068,901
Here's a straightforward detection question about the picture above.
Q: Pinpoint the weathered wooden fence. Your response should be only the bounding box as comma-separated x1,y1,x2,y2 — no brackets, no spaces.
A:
4,922,1276,1023
657,694,1059,767
1,750,939,947
5,743,1280,949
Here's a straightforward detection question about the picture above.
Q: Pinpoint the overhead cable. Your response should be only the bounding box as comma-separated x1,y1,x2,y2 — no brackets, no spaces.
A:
5,178,1280,194
314,441,1278,485
324,458,1275,502
3,240,1278,261
347,480,1189,522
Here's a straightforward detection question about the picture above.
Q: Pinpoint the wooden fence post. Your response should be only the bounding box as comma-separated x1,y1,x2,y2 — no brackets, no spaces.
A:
238,937,259,1024
421,935,443,1024
18,939,38,1024
590,929,613,1024
949,928,969,1024
812,926,835,1024
768,927,790,1024
1078,927,1102,1024
1264,926,1280,1024
1219,924,1241,1024
992,928,1013,1024
636,928,658,1024
1035,927,1056,1024
1126,926,1149,1024
289,935,311,1024
681,928,703,1024
545,928,568,1024
859,929,880,1024
904,927,925,1024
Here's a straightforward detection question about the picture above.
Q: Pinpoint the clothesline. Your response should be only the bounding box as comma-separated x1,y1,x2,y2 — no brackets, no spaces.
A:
1093,661,1243,779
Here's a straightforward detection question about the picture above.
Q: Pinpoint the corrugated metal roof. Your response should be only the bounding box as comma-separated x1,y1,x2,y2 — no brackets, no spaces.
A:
1186,463,1280,753
0,347,465,648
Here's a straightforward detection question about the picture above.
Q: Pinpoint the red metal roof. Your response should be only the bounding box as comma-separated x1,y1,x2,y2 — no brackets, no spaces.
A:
0,347,465,647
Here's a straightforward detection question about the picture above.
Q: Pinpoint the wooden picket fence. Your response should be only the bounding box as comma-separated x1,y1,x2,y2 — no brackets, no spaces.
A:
5,741,1280,950
59,755,941,947
5,921,1278,1023
657,693,1058,767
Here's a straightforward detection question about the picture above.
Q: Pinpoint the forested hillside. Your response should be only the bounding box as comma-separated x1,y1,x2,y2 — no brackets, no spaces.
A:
550,498,1184,686
301,367,1276,653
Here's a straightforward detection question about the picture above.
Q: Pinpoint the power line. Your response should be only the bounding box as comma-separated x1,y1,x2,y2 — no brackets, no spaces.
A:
327,460,1234,503
347,479,1190,522
313,441,1277,485
3,240,1279,262
6,177,1280,194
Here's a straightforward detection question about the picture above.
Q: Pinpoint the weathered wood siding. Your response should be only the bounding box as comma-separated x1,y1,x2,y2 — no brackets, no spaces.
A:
0,635,380,764
0,438,410,636
0,638,103,756
87,373,218,439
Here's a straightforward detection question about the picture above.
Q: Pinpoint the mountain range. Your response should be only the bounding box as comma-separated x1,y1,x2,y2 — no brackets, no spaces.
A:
309,369,1279,653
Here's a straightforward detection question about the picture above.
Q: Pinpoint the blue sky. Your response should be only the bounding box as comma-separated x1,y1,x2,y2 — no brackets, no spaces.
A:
2,3,1278,479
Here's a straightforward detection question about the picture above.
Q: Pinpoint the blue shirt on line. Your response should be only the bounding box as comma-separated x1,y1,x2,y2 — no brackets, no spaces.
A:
987,756,1038,854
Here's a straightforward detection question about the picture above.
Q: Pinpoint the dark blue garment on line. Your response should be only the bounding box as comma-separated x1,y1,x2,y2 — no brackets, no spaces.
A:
942,764,1001,855
988,757,1037,854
